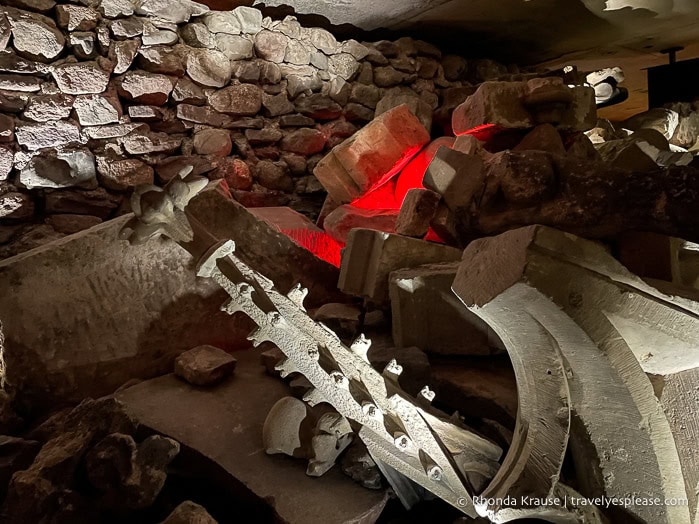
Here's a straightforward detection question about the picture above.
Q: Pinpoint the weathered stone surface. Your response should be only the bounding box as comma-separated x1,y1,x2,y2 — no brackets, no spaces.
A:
215,33,253,59
172,77,206,105
174,345,237,386
56,4,98,32
314,105,430,204
6,9,64,62
82,122,147,140
51,61,111,95
452,79,597,134
0,191,34,219
22,93,74,122
186,49,231,88
96,157,154,191
135,0,209,24
98,0,135,18
375,88,432,131
0,73,41,92
181,22,214,48
137,45,186,76
109,39,141,75
390,262,498,355
19,148,96,189
119,130,181,154
395,188,441,237
0,114,14,143
0,199,263,406
328,53,360,81
193,128,232,156
304,27,338,54
69,31,97,59
280,127,325,155
0,50,49,74
209,84,262,116
339,228,462,305
116,70,175,105
45,213,102,234
254,160,292,191
44,187,121,218
161,501,217,524
15,120,80,150
73,93,122,126
324,205,398,244
349,83,379,109
423,147,485,210
117,348,388,524
254,30,288,63
0,145,13,181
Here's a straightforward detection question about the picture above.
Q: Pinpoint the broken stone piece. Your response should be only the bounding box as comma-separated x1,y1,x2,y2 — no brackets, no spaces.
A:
338,228,462,305
174,345,237,387
314,104,430,204
452,79,596,134
423,147,485,211
395,188,441,238
116,70,175,105
323,204,398,244
311,302,362,339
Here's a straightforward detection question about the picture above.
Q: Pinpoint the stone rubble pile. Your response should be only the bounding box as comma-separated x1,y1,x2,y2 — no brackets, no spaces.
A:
0,0,528,260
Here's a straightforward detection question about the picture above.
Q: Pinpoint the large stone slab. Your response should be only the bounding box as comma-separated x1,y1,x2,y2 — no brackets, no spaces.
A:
0,213,247,410
0,183,344,408
116,348,389,524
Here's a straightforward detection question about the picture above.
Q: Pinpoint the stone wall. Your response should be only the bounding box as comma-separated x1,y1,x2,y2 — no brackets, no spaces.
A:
0,0,517,259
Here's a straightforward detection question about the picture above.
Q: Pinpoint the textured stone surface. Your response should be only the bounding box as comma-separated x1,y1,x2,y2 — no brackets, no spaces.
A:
0,209,251,408
20,148,96,189
452,79,597,134
116,70,175,105
97,158,154,191
174,345,237,386
186,49,231,87
338,228,462,304
209,84,262,115
161,501,217,524
51,61,111,95
395,188,441,238
314,104,430,203
390,262,498,355
324,204,398,244
117,348,389,524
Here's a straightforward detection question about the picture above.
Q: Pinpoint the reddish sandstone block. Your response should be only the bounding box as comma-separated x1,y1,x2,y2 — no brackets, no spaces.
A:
323,204,398,244
313,104,430,204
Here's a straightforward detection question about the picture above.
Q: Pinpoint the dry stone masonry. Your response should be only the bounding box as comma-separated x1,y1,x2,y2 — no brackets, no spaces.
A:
0,0,521,260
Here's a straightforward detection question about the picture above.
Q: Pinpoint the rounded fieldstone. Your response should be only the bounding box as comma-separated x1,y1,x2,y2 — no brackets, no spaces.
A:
209,84,262,116
254,160,292,191
281,128,326,156
254,30,288,63
186,49,232,88
193,129,232,156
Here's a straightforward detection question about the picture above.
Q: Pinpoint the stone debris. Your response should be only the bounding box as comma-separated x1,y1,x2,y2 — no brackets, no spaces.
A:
338,228,461,305
174,345,238,386
452,78,596,134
